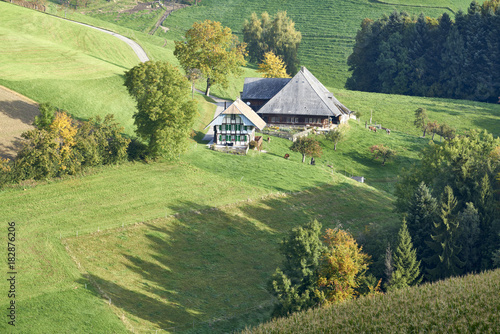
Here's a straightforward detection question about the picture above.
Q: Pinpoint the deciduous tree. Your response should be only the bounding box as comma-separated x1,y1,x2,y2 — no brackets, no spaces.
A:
124,61,197,159
257,51,290,78
414,107,428,137
290,137,322,163
174,20,247,96
370,144,396,165
325,125,347,151
315,228,370,305
243,11,302,74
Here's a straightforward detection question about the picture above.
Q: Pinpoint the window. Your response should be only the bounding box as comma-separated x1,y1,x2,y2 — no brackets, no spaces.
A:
236,135,240,142
226,135,231,141
219,135,222,142
244,126,247,131
243,135,246,142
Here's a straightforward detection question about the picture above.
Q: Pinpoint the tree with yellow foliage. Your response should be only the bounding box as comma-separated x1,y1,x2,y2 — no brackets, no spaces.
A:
315,228,370,305
257,51,290,78
174,20,247,96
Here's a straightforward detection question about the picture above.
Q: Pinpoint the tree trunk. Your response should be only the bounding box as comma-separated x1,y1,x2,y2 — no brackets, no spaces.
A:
302,154,306,163
423,128,426,137
191,82,195,100
432,132,436,140
334,142,337,151
205,77,211,96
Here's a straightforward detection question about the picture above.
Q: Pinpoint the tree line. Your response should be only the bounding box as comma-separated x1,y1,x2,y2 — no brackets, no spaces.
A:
347,0,500,103
395,129,500,281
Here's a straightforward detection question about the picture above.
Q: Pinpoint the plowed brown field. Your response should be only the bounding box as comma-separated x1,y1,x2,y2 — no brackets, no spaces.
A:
0,85,39,159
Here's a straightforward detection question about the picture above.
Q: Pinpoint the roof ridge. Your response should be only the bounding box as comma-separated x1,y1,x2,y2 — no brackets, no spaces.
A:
299,67,334,115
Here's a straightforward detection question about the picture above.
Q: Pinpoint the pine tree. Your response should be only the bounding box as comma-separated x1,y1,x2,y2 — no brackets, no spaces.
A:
457,202,481,273
386,219,421,290
406,182,438,262
268,220,324,316
384,243,393,284
425,186,465,281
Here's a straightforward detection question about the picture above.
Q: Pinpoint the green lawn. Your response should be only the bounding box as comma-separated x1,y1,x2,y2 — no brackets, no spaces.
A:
64,173,398,333
0,2,139,133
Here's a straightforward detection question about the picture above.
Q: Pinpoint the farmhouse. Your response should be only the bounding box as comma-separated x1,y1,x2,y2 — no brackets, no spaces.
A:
241,67,351,128
205,98,266,148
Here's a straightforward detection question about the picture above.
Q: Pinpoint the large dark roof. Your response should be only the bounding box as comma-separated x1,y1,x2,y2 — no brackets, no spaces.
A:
242,67,351,117
241,77,290,100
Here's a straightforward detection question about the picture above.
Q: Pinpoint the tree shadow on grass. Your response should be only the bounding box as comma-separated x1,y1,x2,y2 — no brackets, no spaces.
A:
76,184,399,331
83,273,190,330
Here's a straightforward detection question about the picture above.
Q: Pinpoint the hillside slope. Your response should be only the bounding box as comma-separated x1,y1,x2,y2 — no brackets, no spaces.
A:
0,2,139,133
161,0,471,88
243,269,500,333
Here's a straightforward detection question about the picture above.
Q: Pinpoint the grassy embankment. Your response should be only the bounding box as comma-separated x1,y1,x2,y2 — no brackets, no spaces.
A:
243,268,500,333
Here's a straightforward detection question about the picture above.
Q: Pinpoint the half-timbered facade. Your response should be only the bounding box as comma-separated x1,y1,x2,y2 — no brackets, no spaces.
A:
241,67,351,128
205,98,266,147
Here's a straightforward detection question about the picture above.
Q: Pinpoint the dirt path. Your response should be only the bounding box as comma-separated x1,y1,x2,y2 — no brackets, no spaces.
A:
149,3,187,35
0,85,39,160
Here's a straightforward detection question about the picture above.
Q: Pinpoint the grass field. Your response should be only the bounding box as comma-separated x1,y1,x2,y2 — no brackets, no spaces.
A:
244,268,500,333
64,180,398,333
0,2,141,134
0,95,403,332
334,88,500,137
159,0,470,88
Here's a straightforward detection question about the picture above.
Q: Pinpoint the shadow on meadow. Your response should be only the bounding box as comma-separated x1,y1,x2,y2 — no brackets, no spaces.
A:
74,182,399,331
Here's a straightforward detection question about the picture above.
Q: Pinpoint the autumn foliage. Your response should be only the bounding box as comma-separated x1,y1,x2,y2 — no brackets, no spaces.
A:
315,228,371,305
3,107,130,184
257,51,290,78
269,221,373,316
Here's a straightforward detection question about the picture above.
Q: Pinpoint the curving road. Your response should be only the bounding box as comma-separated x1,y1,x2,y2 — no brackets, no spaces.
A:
69,21,150,63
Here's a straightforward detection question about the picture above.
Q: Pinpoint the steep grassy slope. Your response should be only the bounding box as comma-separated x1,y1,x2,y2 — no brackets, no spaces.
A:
243,269,500,333
161,0,469,88
0,2,139,133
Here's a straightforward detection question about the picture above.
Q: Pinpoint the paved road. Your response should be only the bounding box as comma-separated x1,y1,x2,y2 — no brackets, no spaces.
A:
69,21,150,63
198,89,233,144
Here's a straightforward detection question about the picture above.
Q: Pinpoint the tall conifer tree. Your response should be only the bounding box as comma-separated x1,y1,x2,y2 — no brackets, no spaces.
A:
426,186,465,281
386,219,421,290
